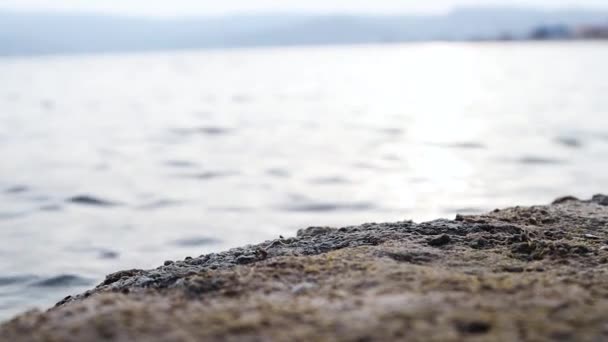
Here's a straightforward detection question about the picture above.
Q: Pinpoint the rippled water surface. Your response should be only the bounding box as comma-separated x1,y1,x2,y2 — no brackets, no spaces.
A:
1,42,608,320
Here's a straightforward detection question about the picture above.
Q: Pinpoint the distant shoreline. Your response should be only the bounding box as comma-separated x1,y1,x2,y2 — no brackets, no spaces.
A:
2,7,607,57
1,39,606,59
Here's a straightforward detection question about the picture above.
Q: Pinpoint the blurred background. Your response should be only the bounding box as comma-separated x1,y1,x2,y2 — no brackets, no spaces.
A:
1,0,608,320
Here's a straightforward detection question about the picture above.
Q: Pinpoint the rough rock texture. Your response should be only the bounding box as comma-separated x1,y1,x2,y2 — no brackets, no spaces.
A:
3,195,608,341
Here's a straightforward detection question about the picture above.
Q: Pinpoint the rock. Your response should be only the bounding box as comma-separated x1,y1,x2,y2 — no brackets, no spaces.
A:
3,196,608,341
296,226,335,237
592,194,608,206
428,234,452,247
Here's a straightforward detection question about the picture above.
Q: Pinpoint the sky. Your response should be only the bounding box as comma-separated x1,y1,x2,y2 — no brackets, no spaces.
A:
0,0,607,16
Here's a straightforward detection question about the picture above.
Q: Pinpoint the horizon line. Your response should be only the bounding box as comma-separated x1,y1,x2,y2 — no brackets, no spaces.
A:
2,5,608,20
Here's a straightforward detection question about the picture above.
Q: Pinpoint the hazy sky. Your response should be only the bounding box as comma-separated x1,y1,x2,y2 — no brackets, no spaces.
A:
1,0,607,16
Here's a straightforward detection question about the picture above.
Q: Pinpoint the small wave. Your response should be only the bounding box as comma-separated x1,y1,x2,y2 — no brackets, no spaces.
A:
378,128,404,136
555,136,583,148
596,133,608,142
164,160,198,168
444,207,486,215
28,195,51,203
309,176,351,185
197,127,231,135
171,126,231,136
208,207,253,212
39,204,63,212
187,171,238,180
4,185,29,194
518,156,566,165
0,211,27,220
98,250,119,260
382,154,401,161
64,246,120,260
137,199,182,210
172,237,221,247
281,201,375,213
0,275,37,286
40,99,54,111
442,142,486,149
266,168,291,178
67,195,120,207
30,275,92,288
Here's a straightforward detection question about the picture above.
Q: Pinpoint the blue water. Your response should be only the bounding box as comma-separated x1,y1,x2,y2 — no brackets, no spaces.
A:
1,42,608,320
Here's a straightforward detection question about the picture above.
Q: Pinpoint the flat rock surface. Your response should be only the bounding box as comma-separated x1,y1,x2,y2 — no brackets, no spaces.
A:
3,195,608,341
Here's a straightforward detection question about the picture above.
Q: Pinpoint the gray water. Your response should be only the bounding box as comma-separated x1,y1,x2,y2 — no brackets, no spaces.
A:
1,42,608,321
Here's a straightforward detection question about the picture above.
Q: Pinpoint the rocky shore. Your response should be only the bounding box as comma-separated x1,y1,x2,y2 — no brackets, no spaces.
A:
3,195,608,341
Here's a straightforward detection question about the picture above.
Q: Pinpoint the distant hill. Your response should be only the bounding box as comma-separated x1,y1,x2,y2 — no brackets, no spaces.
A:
1,7,607,55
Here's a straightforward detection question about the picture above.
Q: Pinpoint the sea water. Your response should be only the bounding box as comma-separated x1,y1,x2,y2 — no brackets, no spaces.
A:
1,42,608,320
